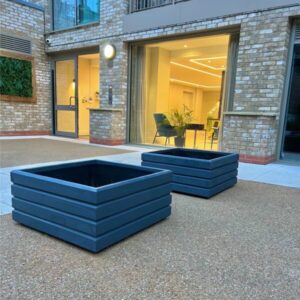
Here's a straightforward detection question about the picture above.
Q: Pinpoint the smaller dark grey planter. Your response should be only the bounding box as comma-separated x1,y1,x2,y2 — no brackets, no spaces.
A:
142,148,239,198
11,160,172,253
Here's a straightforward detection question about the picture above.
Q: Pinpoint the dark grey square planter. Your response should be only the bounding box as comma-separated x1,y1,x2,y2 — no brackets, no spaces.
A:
142,148,239,198
11,160,172,253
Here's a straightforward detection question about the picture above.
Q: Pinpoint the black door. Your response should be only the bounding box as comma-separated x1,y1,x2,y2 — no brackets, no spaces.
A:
283,45,300,156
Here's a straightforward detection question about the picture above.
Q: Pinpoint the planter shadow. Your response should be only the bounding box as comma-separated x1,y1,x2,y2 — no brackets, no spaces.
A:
11,160,172,253
142,148,239,198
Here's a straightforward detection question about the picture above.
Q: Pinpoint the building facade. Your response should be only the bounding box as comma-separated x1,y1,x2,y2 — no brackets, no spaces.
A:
0,0,300,164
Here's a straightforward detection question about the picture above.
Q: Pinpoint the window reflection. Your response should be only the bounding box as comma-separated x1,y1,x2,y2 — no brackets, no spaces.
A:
53,0,100,30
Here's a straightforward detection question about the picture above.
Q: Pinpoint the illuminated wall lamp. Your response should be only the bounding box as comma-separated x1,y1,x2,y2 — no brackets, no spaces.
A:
103,44,116,60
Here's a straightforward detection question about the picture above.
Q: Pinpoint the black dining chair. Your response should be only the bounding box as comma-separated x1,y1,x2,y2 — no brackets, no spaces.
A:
153,113,177,146
211,121,220,149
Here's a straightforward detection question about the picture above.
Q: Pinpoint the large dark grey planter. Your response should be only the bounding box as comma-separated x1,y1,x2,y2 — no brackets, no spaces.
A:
11,160,172,253
142,148,239,198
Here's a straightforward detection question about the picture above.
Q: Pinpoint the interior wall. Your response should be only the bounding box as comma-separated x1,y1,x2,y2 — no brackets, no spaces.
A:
78,57,100,136
201,91,221,124
144,47,171,143
142,54,222,143
169,82,203,122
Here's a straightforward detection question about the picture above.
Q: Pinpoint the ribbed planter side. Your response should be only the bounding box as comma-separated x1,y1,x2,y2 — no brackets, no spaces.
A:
11,160,172,252
142,149,239,198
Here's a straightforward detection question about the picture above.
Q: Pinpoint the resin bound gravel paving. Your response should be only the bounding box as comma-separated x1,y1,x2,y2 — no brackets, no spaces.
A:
1,181,300,300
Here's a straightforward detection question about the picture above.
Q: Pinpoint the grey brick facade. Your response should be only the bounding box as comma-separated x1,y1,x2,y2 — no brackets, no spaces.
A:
0,0,51,134
1,0,300,163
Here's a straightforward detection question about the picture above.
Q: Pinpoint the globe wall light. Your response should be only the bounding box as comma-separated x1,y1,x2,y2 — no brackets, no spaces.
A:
103,44,116,60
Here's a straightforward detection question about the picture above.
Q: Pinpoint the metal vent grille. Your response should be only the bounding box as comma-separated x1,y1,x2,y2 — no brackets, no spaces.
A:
0,34,31,54
296,22,300,40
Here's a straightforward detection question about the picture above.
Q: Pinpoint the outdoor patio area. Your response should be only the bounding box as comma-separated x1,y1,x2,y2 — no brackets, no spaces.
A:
2,0,300,298
1,180,300,299
0,137,300,299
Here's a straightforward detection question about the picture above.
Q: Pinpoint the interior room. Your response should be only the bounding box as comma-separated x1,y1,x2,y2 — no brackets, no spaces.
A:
130,34,230,150
78,53,100,139
55,53,100,138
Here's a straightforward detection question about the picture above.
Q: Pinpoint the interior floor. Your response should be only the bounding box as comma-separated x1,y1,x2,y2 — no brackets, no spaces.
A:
150,131,219,151
78,135,89,140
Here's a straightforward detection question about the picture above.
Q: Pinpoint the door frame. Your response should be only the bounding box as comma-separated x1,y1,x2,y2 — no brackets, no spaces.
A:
53,55,78,138
278,20,300,159
127,28,240,148
51,46,100,138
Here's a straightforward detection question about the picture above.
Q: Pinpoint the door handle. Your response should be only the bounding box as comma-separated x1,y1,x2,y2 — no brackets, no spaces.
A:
69,96,76,106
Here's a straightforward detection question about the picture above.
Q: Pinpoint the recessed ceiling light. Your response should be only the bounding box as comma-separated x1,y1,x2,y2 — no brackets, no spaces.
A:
190,57,227,71
184,45,188,48
170,78,220,89
170,62,222,78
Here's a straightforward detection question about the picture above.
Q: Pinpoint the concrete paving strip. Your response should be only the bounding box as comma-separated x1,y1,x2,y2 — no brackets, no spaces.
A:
0,137,299,216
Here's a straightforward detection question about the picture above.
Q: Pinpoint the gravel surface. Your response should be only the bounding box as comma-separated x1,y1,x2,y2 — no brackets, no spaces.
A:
1,181,299,300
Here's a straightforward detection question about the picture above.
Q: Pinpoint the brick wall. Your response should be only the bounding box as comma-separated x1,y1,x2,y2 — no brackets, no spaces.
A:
223,115,277,163
92,4,299,162
0,0,51,135
85,3,299,160
93,1,128,145
222,8,296,162
2,0,300,163
90,109,126,145
44,0,128,52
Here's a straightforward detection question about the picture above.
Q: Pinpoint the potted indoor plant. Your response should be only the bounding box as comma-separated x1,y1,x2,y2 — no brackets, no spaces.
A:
169,107,193,147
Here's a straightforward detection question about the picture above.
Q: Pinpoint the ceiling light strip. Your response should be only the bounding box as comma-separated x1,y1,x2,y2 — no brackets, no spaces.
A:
190,59,225,71
170,62,221,78
192,56,227,61
170,78,220,89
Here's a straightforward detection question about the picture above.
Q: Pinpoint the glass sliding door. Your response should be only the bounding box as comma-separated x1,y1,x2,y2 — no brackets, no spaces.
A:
282,44,300,160
54,58,78,137
130,34,231,149
129,45,146,144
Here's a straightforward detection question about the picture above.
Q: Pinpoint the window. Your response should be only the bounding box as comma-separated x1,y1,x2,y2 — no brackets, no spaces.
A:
130,34,231,150
53,0,100,30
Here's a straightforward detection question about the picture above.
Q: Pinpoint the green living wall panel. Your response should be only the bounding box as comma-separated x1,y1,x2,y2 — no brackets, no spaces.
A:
0,56,33,97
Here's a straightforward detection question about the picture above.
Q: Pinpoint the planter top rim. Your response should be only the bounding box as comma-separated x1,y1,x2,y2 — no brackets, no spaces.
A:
11,159,172,191
143,148,238,161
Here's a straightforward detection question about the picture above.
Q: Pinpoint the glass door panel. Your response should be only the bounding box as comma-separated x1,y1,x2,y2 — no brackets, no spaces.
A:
129,35,230,150
56,111,76,133
282,44,300,159
55,59,78,137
